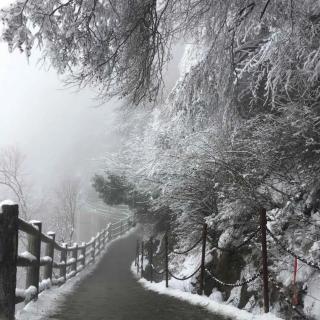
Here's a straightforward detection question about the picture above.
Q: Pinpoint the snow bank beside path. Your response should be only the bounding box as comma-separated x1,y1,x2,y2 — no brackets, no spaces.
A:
16,226,138,320
131,263,283,320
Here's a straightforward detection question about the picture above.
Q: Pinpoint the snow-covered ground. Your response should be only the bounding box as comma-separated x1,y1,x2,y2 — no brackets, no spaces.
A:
131,262,283,320
16,226,138,320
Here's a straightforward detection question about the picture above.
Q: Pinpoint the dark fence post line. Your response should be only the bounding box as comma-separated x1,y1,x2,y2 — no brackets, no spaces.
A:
60,244,67,282
135,240,137,266
81,242,86,267
108,224,112,241
102,229,106,247
97,233,101,255
260,208,270,313
150,237,154,283
136,241,140,273
71,244,78,273
92,239,96,262
165,232,169,288
0,204,19,320
95,234,99,256
44,232,55,281
75,245,78,271
141,241,144,277
135,240,139,267
199,223,208,295
26,221,42,300
137,242,140,272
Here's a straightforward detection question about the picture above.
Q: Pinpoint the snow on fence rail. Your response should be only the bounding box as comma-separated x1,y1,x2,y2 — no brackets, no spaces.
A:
0,203,134,320
135,208,316,320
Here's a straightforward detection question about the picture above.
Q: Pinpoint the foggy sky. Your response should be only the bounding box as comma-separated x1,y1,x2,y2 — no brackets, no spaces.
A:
0,42,120,193
0,0,182,199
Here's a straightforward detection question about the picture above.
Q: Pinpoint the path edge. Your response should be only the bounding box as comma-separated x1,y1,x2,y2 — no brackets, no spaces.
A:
15,226,138,320
130,261,283,320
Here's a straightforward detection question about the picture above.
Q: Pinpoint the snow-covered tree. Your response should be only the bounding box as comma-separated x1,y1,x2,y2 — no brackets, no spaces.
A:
3,0,320,109
3,1,320,316
50,178,81,244
0,146,29,219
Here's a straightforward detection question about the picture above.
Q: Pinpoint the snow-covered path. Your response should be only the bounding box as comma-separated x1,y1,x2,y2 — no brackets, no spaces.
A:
46,232,227,320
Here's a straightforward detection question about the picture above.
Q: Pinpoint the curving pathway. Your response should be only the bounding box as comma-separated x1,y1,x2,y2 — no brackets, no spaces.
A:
48,232,226,320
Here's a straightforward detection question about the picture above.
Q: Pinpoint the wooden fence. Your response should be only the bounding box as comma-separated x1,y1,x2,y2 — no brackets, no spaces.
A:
0,204,133,320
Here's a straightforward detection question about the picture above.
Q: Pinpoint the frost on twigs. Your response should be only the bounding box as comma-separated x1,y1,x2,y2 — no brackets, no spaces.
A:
0,0,174,105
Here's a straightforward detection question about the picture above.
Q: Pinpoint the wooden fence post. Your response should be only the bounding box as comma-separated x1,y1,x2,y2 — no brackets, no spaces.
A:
60,245,67,282
260,208,270,313
0,204,19,320
136,240,140,273
141,241,144,277
199,223,207,295
98,232,101,254
71,244,78,274
150,237,153,283
81,242,86,267
92,239,96,262
108,225,112,241
26,221,42,300
102,229,106,247
165,232,169,288
44,232,55,281
120,221,123,235
96,234,99,256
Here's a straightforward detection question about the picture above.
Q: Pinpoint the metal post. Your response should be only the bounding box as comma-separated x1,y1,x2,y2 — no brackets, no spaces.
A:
165,232,169,288
141,241,144,277
199,223,207,295
0,204,19,320
260,208,270,313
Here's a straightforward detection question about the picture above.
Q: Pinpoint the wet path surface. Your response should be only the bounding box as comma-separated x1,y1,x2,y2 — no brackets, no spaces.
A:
48,232,227,320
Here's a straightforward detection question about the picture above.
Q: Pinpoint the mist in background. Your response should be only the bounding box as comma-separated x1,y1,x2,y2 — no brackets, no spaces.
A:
0,7,122,238
0,43,120,190
0,0,183,240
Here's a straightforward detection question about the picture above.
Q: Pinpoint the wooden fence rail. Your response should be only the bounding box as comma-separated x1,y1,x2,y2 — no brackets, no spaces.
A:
0,203,133,320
